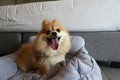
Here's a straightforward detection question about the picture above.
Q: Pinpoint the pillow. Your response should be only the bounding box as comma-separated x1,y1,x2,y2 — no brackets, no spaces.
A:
69,36,85,54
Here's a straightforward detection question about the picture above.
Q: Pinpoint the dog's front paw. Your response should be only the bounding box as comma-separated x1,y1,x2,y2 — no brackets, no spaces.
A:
36,65,48,75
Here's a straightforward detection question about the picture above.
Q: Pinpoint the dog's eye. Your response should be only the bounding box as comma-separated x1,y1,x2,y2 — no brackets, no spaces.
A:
46,30,50,34
56,28,60,32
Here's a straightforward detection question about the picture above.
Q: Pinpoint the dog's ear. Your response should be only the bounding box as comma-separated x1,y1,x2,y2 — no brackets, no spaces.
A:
42,19,50,25
52,19,59,23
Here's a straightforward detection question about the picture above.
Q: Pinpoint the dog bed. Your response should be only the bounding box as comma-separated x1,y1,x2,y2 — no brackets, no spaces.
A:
0,36,102,80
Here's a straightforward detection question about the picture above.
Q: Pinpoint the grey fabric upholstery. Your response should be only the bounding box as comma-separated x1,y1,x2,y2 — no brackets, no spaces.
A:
1,32,120,62
71,32,120,62
0,33,21,56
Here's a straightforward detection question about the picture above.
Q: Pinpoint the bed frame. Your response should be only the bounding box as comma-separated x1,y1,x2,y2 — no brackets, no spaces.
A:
1,31,120,65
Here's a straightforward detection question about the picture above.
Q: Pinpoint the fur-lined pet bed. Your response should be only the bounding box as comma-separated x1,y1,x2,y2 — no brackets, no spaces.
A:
0,36,102,80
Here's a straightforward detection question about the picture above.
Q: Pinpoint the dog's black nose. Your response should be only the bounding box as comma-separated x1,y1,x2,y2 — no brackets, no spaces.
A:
52,32,57,37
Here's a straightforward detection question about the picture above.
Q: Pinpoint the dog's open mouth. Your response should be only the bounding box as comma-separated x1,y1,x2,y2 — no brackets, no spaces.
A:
47,37,61,50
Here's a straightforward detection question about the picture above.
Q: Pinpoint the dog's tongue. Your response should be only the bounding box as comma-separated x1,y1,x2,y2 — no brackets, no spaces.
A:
50,38,59,50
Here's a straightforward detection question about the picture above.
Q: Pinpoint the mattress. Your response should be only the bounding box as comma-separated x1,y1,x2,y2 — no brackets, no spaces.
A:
0,0,120,32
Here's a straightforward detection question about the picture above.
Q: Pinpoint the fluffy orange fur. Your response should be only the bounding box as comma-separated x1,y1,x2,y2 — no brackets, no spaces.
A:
16,19,71,75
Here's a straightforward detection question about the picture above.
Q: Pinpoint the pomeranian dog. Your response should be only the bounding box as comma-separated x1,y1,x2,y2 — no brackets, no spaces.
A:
16,19,71,75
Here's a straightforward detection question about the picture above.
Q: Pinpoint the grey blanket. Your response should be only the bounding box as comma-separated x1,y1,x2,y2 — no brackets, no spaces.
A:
0,36,102,80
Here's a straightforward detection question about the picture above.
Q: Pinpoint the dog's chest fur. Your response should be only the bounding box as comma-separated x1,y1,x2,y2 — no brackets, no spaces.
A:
37,53,65,69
